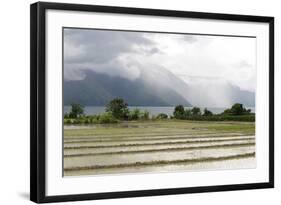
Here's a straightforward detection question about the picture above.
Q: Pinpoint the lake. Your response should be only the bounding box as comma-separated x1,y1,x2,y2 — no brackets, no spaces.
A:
64,106,255,116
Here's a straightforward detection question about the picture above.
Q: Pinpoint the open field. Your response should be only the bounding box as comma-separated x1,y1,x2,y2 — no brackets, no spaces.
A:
64,120,255,176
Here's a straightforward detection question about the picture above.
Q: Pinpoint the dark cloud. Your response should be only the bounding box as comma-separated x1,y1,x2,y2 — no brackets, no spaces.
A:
63,28,255,94
64,28,158,65
64,28,162,81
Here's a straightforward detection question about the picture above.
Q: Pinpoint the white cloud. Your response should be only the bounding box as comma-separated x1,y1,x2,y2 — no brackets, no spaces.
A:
144,33,256,92
64,28,256,94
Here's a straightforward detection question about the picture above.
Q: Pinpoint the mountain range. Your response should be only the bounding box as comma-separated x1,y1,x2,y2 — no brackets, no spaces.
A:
64,68,255,107
64,70,192,106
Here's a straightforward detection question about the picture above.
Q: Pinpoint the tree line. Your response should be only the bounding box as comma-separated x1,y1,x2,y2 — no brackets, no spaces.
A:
172,103,252,120
64,98,254,124
64,98,150,124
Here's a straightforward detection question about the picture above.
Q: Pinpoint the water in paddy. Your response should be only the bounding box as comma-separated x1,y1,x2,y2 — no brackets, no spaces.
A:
64,157,256,176
63,120,256,176
64,106,255,116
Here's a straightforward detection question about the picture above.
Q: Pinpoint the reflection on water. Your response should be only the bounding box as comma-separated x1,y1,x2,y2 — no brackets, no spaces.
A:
65,157,256,177
64,146,255,167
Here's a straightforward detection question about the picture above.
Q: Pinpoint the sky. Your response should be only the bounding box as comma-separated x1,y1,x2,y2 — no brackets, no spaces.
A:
64,28,256,93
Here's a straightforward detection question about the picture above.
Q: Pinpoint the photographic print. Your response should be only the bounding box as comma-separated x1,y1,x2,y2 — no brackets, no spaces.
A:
63,28,256,176
31,2,274,202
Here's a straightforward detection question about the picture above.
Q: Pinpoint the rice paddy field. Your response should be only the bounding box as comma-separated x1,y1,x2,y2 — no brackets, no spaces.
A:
63,120,255,176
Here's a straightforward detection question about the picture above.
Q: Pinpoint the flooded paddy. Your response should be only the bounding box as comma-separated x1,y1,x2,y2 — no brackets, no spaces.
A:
63,120,255,176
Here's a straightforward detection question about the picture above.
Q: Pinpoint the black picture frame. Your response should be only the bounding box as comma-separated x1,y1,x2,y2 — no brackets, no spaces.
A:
30,2,274,203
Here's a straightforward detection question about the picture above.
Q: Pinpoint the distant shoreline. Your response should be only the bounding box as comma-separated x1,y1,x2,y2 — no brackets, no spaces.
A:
64,105,256,116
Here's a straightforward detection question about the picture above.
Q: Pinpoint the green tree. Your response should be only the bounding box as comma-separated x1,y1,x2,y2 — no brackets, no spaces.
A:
230,103,244,115
69,103,84,118
184,109,192,118
191,107,201,116
223,108,232,115
246,109,251,114
106,98,129,119
203,108,213,116
173,105,185,119
223,103,251,115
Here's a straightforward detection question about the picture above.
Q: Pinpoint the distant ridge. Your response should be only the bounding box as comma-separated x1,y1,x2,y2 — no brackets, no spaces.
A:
64,68,255,107
64,70,192,106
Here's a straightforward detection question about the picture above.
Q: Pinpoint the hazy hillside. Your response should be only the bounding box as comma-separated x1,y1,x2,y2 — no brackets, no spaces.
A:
64,68,255,107
64,70,192,106
180,76,255,107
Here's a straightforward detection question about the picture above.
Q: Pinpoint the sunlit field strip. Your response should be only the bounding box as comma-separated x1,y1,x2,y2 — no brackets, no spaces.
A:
64,131,239,138
64,137,254,147
64,129,254,137
64,139,255,155
64,142,255,157
64,133,247,142
64,135,254,144
64,146,255,167
64,137,254,149
64,152,255,172
64,125,255,137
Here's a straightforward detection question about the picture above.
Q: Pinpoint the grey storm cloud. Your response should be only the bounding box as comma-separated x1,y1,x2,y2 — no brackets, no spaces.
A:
63,28,256,94
63,28,164,81
64,29,158,65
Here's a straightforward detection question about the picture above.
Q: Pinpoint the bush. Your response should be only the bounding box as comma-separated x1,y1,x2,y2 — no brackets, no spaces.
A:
173,106,202,119
98,112,118,124
64,119,71,124
203,108,213,116
223,103,251,115
140,110,149,120
128,109,151,121
72,118,80,124
156,113,168,119
182,114,255,122
128,108,141,120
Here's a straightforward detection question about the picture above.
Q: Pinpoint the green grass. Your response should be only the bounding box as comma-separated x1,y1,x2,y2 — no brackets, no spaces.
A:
180,114,255,122
64,120,255,137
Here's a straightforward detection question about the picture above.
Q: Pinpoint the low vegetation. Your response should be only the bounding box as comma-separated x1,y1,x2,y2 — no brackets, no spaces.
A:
171,103,254,122
64,98,255,125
